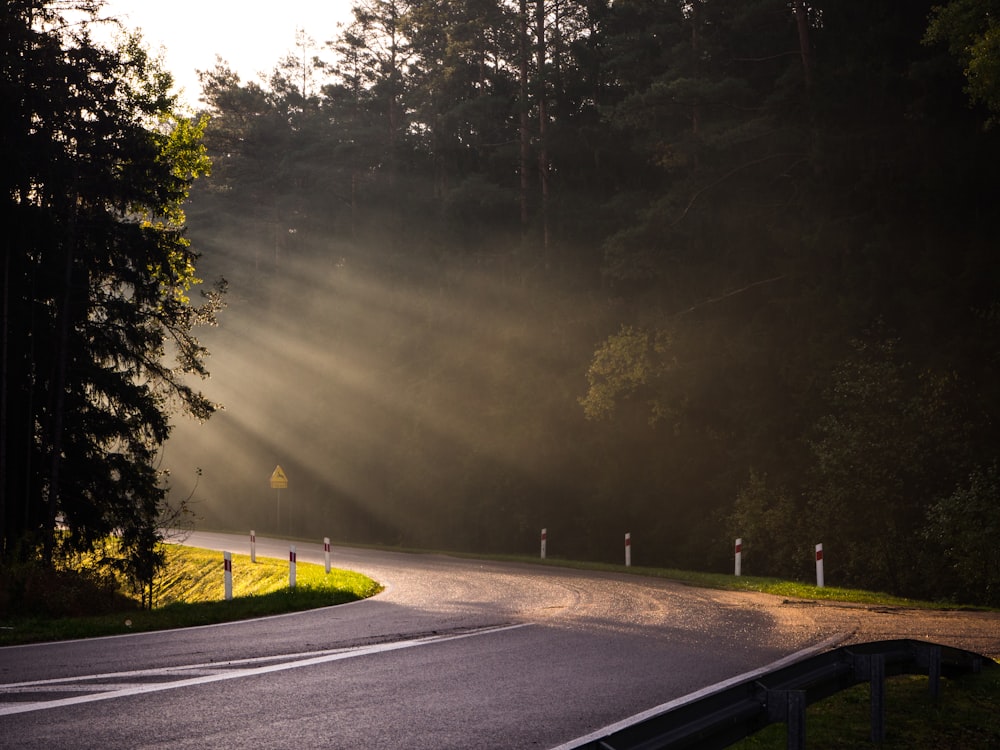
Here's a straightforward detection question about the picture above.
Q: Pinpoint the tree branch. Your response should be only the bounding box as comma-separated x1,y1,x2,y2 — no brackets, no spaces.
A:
674,275,787,318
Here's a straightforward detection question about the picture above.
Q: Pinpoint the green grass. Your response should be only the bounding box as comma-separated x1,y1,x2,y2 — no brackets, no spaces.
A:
730,668,1000,749
0,545,382,646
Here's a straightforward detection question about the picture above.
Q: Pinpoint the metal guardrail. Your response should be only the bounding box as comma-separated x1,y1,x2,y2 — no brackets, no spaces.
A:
571,639,995,750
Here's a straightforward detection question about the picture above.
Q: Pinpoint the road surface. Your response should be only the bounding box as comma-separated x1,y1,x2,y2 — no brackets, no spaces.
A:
1,531,997,748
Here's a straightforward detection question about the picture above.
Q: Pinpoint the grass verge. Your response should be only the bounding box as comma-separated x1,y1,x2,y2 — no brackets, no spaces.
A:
0,545,382,647
438,551,979,610
730,668,1000,749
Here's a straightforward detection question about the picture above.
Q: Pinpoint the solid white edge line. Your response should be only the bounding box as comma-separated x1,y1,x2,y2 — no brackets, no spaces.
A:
0,623,531,717
547,633,849,750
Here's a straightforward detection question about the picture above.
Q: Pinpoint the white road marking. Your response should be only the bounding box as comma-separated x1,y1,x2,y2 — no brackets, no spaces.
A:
0,623,529,716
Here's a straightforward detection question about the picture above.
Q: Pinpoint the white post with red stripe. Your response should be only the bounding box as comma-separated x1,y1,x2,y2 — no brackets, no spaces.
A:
324,537,331,574
735,538,743,577
815,543,825,588
540,528,547,559
625,532,632,567
223,551,233,601
250,530,256,563
289,544,297,589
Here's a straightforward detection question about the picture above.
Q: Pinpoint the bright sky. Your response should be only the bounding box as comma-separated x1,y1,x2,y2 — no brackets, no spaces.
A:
98,1,355,106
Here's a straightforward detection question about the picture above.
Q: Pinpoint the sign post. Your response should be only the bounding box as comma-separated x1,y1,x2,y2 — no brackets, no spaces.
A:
270,465,288,531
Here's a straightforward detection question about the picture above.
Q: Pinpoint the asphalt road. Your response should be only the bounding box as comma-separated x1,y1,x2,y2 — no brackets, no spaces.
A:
2,531,998,749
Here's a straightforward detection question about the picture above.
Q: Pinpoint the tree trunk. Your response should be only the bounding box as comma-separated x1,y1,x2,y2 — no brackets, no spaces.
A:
536,0,550,255
0,249,8,553
691,1,700,136
793,1,812,88
519,0,531,233
45,204,78,563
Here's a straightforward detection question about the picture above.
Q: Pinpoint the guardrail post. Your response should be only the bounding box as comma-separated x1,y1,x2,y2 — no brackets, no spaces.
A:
766,689,807,750
786,690,806,750
927,644,942,699
870,654,886,743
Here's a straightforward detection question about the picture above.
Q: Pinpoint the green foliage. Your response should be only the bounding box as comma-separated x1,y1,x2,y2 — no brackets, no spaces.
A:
0,559,137,619
806,333,977,595
728,471,807,580
580,326,674,422
926,0,1000,122
925,463,1000,606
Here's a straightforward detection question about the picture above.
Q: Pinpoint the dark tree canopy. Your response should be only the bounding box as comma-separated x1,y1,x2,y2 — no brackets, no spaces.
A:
169,1,1000,606
9,1,997,606
1,0,223,597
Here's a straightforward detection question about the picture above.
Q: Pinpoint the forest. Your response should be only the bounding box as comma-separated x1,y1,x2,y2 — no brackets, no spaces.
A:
171,0,1000,605
4,1,1000,606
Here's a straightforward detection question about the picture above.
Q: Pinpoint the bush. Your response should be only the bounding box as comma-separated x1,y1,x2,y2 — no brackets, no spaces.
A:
728,471,810,580
925,463,1000,606
0,562,139,619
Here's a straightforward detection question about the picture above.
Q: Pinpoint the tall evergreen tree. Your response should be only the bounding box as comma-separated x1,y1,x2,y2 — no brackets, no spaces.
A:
0,0,223,582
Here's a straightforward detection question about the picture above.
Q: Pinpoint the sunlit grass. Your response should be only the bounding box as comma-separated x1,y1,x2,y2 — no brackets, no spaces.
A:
152,544,369,604
0,545,382,646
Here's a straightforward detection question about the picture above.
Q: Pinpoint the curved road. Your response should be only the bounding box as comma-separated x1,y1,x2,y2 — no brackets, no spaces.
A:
1,531,998,749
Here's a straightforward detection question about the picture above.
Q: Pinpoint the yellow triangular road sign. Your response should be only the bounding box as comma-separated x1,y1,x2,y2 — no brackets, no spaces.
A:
270,464,288,489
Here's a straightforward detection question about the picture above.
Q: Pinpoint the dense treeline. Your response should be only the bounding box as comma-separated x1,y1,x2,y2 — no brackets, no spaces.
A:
178,0,1000,604
12,1,991,604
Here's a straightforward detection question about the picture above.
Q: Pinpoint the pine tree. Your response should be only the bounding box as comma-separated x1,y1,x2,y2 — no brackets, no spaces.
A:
0,1,224,590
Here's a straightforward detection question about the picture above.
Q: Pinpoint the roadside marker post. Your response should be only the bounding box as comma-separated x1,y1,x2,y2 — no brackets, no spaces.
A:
223,551,233,601
815,543,825,588
625,532,632,567
324,537,331,574
735,538,743,577
541,528,547,560
289,545,297,589
250,530,256,563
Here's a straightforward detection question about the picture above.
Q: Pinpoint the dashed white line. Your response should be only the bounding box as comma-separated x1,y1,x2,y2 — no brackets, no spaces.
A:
0,623,529,716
